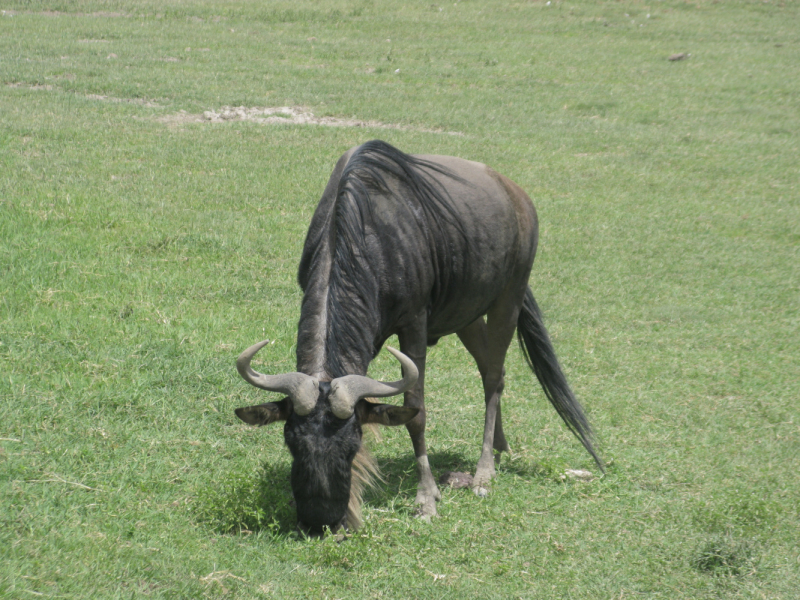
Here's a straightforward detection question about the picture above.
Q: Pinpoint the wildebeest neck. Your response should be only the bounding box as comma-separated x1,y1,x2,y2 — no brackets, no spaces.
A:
295,256,379,380
297,177,382,380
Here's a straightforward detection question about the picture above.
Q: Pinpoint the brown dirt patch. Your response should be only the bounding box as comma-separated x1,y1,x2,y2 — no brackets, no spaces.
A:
439,471,473,489
158,106,463,135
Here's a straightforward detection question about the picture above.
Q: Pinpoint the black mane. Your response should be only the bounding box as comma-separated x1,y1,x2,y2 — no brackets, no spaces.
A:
323,140,467,377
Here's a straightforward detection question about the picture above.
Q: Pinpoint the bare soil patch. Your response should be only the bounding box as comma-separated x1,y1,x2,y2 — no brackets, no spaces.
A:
4,85,457,133
158,106,463,135
439,471,474,489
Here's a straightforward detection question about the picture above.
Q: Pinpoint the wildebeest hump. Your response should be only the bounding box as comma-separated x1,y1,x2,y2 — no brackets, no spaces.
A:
297,142,539,377
366,155,538,340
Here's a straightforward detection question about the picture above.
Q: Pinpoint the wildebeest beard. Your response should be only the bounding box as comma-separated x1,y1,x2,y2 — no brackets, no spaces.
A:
283,383,363,534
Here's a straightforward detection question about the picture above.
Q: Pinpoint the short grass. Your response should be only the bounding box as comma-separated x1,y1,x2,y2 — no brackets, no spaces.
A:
1,0,798,598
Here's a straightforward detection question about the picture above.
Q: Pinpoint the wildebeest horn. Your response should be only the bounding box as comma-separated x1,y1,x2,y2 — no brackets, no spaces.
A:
237,340,319,416
328,346,419,419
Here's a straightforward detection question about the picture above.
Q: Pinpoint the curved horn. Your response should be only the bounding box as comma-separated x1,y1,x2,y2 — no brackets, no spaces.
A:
328,346,419,419
237,340,319,416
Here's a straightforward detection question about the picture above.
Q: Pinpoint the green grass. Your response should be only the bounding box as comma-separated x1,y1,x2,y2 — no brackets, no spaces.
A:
1,0,798,597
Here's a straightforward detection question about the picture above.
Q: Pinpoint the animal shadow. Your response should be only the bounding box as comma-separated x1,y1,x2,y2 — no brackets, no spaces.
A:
238,452,551,536
362,450,474,511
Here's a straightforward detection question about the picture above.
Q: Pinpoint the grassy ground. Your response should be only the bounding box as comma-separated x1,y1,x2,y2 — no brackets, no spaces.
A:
1,0,798,597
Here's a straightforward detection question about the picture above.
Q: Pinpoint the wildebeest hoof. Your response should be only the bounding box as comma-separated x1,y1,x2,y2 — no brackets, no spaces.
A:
414,497,438,520
473,486,489,498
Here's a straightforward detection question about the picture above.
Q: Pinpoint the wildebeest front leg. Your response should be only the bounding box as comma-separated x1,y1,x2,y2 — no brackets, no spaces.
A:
457,296,520,496
398,322,440,519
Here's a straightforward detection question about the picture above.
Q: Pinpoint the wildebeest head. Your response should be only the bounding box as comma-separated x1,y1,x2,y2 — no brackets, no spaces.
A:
234,341,419,535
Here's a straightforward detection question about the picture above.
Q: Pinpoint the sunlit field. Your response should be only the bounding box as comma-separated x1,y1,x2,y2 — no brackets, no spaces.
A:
1,1,798,598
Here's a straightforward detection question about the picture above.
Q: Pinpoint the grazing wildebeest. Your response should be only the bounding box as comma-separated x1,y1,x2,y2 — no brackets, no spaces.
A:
235,140,601,535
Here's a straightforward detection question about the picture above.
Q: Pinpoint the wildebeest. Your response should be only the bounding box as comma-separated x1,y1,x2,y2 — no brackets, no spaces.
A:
235,140,601,535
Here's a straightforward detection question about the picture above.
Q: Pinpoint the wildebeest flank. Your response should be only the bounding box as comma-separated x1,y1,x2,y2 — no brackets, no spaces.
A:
235,140,601,535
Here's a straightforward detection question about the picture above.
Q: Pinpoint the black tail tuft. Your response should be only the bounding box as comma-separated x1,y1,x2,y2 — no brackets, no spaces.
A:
517,287,604,472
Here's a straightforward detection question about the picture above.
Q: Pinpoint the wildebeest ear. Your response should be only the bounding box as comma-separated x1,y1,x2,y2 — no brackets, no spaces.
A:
355,400,419,426
235,398,291,426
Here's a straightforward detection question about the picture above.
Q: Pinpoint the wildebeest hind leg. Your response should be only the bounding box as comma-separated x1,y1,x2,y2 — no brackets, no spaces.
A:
458,292,521,497
457,318,512,458
398,321,441,519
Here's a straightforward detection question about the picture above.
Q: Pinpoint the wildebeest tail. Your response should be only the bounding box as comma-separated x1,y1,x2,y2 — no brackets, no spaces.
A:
517,287,604,471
